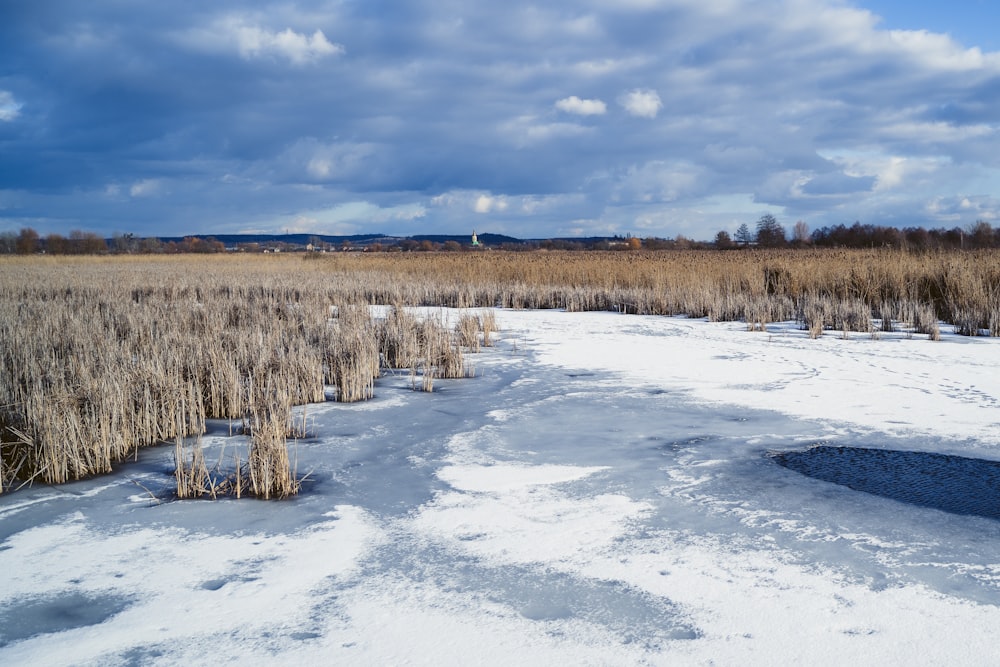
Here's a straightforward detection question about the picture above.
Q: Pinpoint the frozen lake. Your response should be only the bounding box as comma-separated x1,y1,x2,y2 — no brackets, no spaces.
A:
3,309,1000,665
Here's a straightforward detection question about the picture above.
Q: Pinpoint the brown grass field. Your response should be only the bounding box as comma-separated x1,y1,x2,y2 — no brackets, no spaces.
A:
2,248,998,495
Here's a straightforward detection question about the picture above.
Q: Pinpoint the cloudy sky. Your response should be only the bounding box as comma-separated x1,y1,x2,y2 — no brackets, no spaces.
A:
2,0,1000,240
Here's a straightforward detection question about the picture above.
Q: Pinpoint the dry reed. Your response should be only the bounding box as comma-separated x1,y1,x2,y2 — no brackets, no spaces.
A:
3,248,996,493
0,256,481,494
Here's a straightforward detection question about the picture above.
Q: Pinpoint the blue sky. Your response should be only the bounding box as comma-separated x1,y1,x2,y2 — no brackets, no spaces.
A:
2,0,1000,240
860,1,998,51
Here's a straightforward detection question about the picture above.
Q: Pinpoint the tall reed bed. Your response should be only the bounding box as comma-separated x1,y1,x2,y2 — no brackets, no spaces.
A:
0,256,479,494
308,248,1000,335
1,248,996,492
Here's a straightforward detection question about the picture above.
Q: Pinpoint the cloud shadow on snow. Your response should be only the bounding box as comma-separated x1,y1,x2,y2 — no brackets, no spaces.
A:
0,591,135,647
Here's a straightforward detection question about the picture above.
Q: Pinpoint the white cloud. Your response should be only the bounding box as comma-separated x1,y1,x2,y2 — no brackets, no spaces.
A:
251,201,427,235
884,29,996,71
881,119,995,144
555,96,607,116
181,17,344,64
307,158,332,179
500,115,591,147
619,89,662,118
517,193,586,215
565,15,601,37
474,195,492,213
129,179,162,197
432,190,584,223
474,194,508,214
818,150,949,193
239,26,342,64
570,57,647,77
0,91,21,122
614,161,705,203
925,195,1000,222
274,139,375,183
875,156,910,191
433,190,522,216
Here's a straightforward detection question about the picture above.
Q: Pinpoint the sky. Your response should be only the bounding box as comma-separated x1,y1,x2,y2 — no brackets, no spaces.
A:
2,0,1000,240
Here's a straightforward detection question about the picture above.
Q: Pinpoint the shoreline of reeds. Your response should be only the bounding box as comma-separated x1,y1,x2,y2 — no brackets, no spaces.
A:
2,248,997,494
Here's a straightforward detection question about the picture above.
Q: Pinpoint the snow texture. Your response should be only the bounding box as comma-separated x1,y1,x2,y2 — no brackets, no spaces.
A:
3,309,1000,665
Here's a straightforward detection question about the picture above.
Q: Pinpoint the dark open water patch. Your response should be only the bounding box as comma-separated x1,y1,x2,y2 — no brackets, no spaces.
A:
773,446,1000,520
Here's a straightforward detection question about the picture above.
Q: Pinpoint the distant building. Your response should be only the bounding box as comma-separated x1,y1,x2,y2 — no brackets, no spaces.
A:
471,231,480,247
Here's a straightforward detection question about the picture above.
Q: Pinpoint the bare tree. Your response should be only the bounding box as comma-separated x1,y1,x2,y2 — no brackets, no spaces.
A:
792,220,810,245
755,214,786,248
714,230,734,249
16,227,39,254
967,220,994,249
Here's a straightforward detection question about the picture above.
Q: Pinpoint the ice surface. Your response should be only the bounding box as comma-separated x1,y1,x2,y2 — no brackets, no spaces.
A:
3,309,1000,665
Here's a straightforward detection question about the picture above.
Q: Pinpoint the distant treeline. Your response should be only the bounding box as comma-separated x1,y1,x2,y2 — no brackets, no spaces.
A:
0,229,226,255
2,218,999,254
714,216,1000,251
808,221,998,250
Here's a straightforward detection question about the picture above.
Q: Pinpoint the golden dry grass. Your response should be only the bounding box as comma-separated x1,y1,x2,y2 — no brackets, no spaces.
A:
0,255,470,495
1,248,997,494
305,248,1000,332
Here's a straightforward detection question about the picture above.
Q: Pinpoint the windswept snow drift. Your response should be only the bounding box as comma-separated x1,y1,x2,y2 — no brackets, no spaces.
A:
3,310,1000,665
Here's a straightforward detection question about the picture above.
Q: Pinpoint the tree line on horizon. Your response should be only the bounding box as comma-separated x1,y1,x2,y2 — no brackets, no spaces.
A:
713,215,1000,251
2,216,999,255
0,229,229,255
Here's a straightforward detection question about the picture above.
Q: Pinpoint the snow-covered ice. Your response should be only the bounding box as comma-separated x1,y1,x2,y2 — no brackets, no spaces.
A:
3,309,1000,665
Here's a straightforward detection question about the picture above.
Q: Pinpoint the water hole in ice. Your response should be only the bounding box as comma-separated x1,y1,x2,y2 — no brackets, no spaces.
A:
772,446,1000,521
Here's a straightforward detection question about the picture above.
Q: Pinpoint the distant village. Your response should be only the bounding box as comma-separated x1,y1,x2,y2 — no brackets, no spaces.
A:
0,229,668,255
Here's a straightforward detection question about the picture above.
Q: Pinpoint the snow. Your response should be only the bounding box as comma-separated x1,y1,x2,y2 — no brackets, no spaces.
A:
3,309,1000,665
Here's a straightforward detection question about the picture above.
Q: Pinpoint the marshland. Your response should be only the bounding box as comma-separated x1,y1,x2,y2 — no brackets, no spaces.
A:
2,248,999,495
3,249,1000,664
